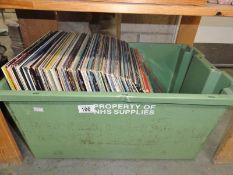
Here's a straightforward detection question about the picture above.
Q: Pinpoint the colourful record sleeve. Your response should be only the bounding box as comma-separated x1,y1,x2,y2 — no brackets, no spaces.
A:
2,32,155,93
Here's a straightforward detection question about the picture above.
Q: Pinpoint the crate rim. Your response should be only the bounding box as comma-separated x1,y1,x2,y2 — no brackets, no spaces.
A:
0,89,233,106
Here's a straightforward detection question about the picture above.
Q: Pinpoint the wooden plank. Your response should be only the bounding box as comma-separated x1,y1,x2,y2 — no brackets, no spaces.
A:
1,1,233,16
0,0,206,6
18,18,58,47
115,14,121,39
214,109,233,164
81,0,207,6
176,16,201,46
0,0,33,9
16,10,58,47
0,109,22,163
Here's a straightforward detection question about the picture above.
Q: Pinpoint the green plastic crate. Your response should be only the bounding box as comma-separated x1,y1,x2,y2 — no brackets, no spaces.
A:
0,43,233,159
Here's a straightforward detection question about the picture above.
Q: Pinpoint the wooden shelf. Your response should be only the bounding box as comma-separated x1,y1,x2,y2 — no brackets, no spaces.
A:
1,0,233,16
0,109,22,163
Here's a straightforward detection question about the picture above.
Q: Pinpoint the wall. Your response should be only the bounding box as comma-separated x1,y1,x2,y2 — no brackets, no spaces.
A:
120,15,179,43
195,16,233,44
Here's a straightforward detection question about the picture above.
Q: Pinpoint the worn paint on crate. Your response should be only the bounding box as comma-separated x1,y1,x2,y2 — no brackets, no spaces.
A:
5,101,226,159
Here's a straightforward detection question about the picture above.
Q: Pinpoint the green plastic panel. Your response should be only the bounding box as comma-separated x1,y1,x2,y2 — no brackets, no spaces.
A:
0,43,233,159
5,101,226,159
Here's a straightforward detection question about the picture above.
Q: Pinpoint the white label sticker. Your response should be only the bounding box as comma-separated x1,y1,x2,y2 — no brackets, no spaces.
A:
33,107,44,112
77,104,156,116
78,105,96,113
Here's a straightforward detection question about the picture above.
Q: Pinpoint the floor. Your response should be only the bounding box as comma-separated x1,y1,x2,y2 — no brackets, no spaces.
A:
0,11,233,175
194,43,233,66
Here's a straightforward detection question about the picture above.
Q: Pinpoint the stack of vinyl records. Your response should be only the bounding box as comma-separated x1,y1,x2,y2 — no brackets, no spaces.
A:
2,31,154,93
